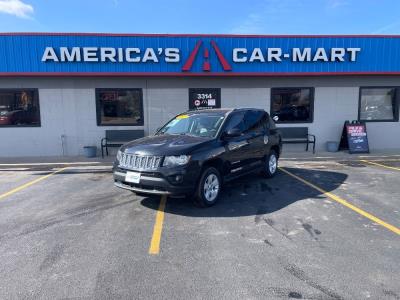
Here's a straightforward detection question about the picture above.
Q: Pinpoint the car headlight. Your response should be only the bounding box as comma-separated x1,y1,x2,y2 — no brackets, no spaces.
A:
163,155,190,167
116,149,123,162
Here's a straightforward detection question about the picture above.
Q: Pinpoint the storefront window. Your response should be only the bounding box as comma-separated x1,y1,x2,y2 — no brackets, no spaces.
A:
270,88,314,123
359,88,398,122
96,89,144,126
0,89,40,127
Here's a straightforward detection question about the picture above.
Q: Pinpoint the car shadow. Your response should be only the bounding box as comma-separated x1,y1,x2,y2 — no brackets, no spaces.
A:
140,167,348,217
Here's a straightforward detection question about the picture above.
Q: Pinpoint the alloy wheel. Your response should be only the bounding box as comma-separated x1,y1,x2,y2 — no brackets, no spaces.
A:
269,154,277,174
203,173,220,202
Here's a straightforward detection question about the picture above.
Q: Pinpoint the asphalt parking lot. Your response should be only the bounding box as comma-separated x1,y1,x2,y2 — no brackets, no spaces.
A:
0,157,399,299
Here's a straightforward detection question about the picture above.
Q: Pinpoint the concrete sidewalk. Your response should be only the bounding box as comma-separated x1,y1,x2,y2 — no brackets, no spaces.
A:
281,149,400,161
0,155,115,166
1,149,400,166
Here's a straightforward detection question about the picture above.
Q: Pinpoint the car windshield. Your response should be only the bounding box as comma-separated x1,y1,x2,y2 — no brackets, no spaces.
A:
157,112,226,138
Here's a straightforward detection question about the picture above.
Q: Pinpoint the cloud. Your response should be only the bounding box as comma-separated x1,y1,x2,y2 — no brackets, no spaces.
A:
230,0,293,34
327,0,349,9
230,13,264,34
372,21,400,34
0,0,33,18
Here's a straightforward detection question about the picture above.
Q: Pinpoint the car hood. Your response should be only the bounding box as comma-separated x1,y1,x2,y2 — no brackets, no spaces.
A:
0,110,18,116
120,134,213,156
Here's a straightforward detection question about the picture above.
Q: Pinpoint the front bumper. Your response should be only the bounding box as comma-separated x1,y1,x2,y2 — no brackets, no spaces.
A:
113,165,198,196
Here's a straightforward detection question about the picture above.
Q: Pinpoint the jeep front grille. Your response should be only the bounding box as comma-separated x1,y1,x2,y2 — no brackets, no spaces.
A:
119,153,162,171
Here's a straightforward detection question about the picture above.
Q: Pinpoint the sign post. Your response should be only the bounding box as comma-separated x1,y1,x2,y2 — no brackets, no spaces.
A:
339,121,370,154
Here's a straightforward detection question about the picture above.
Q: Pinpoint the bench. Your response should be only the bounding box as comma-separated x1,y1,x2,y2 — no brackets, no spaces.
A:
101,130,145,158
279,127,316,154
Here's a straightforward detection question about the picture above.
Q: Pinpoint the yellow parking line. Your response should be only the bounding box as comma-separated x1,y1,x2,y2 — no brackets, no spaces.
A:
149,195,167,255
279,167,400,236
370,159,400,162
0,167,68,201
360,159,400,171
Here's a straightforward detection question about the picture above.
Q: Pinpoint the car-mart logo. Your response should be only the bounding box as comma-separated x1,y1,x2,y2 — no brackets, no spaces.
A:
181,40,232,72
41,41,361,72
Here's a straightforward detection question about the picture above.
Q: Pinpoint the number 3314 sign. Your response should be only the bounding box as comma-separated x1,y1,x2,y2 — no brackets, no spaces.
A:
189,88,221,110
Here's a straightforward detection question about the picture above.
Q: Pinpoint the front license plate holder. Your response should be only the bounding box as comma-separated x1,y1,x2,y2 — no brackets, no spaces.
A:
125,171,141,184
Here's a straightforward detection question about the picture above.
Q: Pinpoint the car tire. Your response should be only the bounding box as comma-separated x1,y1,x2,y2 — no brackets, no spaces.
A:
194,167,221,207
261,150,278,178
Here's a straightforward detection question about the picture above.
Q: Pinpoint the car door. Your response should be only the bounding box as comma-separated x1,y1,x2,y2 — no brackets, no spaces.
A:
267,114,281,151
243,110,268,166
221,111,252,177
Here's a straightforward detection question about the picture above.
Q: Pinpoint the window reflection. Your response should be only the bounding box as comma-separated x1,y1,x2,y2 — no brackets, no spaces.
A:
0,89,40,126
359,88,396,121
96,89,143,126
271,88,313,123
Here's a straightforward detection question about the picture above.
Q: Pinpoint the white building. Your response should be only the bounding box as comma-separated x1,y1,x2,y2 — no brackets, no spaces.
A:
0,33,399,157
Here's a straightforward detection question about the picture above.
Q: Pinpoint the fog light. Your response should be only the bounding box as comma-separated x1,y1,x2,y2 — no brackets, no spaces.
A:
168,174,184,184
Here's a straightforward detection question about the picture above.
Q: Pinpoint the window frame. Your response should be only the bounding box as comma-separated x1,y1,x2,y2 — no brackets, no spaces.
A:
358,86,399,123
0,88,41,128
95,88,144,127
270,87,315,124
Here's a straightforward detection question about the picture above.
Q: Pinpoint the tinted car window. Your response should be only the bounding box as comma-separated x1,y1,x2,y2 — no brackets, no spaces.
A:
245,110,266,134
223,111,246,133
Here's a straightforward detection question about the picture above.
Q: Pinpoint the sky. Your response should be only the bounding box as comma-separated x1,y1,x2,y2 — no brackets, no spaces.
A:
0,0,399,35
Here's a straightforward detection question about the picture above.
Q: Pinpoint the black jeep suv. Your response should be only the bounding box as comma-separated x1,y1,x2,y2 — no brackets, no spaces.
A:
113,108,281,207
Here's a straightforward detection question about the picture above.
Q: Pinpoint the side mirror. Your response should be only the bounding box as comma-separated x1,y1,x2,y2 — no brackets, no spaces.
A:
272,116,279,122
222,128,241,140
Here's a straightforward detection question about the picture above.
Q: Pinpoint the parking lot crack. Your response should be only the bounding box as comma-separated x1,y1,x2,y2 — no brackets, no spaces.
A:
39,244,65,271
263,239,273,247
283,263,344,300
264,218,292,241
297,219,322,241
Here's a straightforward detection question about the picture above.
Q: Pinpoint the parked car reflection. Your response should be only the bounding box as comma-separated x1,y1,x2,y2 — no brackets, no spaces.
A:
0,108,40,125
